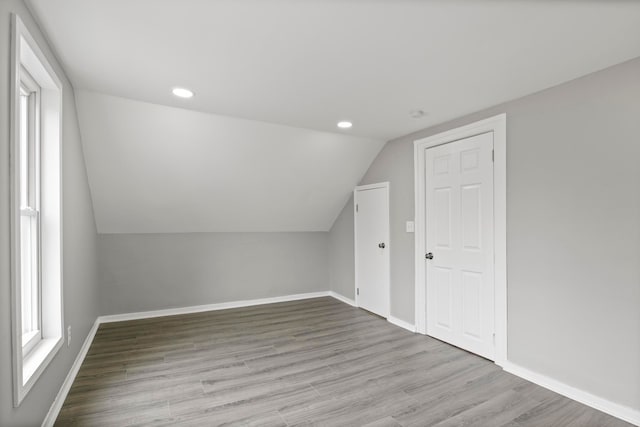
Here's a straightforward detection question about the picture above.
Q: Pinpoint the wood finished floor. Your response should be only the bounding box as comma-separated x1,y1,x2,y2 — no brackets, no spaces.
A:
55,297,631,426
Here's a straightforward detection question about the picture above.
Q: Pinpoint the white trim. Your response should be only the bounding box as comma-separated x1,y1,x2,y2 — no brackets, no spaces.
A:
98,291,331,323
353,181,391,318
387,315,416,333
502,362,640,426
328,291,356,307
10,13,65,407
41,320,99,427
353,182,389,192
22,338,62,390
413,114,507,365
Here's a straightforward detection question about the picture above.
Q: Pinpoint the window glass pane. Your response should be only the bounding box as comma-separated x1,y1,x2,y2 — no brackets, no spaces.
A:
20,213,40,346
27,91,37,209
20,214,33,337
30,213,39,335
19,93,28,208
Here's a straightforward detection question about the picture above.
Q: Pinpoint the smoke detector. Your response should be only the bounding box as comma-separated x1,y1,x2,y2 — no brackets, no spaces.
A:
409,109,427,119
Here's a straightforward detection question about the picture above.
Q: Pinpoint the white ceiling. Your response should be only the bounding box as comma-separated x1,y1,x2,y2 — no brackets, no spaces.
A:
29,0,640,140
27,0,640,233
75,91,384,233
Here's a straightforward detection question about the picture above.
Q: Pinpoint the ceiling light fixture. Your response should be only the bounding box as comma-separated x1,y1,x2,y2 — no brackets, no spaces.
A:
172,87,194,98
337,121,353,129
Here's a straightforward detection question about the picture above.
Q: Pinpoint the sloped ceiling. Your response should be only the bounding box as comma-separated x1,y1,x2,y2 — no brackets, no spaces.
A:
27,0,640,233
76,91,384,233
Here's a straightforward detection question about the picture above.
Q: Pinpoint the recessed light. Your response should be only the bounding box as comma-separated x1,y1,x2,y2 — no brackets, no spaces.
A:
172,87,194,98
337,121,352,129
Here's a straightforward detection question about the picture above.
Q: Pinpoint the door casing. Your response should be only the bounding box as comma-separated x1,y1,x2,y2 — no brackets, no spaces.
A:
414,114,507,366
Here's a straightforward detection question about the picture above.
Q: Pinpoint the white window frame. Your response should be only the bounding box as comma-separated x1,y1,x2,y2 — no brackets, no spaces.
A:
10,14,64,407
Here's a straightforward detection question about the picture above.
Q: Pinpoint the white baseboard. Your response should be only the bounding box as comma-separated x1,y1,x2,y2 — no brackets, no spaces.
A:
502,361,640,426
328,291,356,307
387,315,416,333
41,319,100,427
98,291,331,323
328,293,416,334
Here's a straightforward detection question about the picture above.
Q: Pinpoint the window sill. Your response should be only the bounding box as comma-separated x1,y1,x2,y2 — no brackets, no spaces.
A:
21,337,62,394
22,330,41,355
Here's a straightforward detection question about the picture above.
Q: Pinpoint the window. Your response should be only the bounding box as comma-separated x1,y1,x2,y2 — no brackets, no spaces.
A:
19,70,42,357
11,14,63,406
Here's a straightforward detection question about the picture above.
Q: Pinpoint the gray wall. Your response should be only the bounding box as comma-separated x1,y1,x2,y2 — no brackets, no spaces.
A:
358,136,416,321
328,196,355,300
0,2,100,426
330,58,640,410
98,232,329,315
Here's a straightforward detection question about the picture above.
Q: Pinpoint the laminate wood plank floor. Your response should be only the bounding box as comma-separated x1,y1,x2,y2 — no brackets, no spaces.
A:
55,297,632,426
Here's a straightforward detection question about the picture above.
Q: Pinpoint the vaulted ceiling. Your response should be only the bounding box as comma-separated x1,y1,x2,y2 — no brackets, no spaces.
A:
75,91,384,233
27,0,640,233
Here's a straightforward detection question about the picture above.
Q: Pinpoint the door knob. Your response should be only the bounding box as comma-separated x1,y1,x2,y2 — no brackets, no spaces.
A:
425,252,434,260
378,243,386,249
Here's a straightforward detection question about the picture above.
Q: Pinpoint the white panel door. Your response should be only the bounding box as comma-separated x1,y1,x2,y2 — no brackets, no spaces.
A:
355,183,390,318
425,132,495,359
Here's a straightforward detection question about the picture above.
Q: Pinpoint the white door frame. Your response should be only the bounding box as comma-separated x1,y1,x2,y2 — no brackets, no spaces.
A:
354,181,390,318
414,114,507,366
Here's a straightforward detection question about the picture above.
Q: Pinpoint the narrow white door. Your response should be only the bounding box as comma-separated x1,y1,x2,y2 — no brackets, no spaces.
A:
425,132,495,360
354,183,390,318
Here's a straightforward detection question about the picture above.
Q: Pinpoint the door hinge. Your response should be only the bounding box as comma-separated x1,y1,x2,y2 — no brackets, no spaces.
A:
357,288,359,295
492,149,494,162
493,332,496,344
356,204,359,213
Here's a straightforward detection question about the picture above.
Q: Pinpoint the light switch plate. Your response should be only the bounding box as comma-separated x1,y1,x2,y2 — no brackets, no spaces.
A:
406,221,415,233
